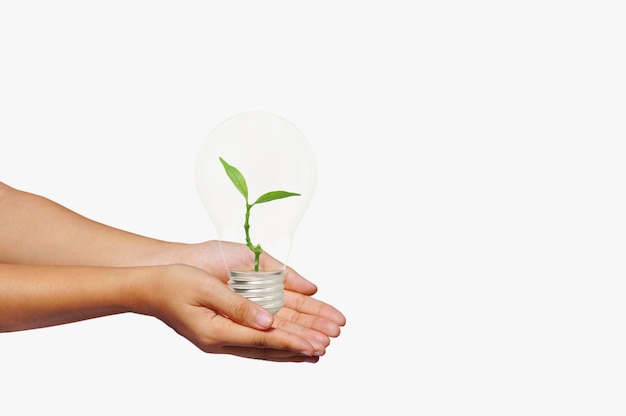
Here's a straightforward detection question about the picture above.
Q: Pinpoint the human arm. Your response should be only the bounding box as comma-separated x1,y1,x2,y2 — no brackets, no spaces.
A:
0,181,345,328
0,262,325,362
0,181,177,267
0,181,345,359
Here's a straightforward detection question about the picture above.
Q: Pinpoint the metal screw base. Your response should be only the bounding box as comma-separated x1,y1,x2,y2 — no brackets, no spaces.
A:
228,270,285,315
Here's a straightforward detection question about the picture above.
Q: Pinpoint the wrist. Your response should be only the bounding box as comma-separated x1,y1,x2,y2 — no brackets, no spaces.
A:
124,264,184,319
124,265,164,317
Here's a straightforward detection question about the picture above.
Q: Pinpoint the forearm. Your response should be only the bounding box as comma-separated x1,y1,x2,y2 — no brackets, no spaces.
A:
0,182,184,266
0,263,148,332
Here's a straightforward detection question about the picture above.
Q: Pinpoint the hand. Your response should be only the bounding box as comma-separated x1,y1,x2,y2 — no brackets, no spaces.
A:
137,263,341,362
175,241,347,357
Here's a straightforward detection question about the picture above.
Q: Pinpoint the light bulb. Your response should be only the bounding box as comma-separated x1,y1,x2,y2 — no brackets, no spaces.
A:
195,111,317,314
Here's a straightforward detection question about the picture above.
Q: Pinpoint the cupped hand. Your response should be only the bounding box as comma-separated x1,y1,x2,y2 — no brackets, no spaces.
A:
137,263,331,362
176,241,346,349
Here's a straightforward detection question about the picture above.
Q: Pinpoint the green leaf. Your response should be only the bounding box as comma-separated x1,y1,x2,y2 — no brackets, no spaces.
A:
219,157,248,200
253,191,301,205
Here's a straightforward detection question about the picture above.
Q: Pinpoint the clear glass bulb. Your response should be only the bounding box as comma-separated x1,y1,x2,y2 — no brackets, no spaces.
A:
194,111,317,313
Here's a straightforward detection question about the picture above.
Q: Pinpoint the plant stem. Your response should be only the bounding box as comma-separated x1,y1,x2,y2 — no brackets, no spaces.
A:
244,202,262,271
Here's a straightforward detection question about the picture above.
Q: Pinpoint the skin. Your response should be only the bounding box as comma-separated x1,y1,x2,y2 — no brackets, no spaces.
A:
0,181,346,363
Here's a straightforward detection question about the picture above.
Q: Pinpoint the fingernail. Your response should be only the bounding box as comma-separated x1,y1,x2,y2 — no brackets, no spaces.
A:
255,310,273,328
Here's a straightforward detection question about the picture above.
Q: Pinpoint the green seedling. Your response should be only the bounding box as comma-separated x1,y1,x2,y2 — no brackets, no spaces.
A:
219,157,300,271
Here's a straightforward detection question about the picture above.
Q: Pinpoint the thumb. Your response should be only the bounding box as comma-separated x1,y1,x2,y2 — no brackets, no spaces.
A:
203,278,274,330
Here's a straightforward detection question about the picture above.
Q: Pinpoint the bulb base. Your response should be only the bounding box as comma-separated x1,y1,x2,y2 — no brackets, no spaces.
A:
228,270,285,315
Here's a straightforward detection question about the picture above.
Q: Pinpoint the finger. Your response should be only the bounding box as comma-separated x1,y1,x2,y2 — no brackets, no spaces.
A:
197,276,274,330
283,290,347,328
212,346,320,363
272,315,330,354
199,314,319,357
258,253,317,295
276,306,342,338
282,266,317,295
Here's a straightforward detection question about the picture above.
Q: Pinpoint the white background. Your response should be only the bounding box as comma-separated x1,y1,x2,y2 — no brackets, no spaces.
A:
1,1,625,415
